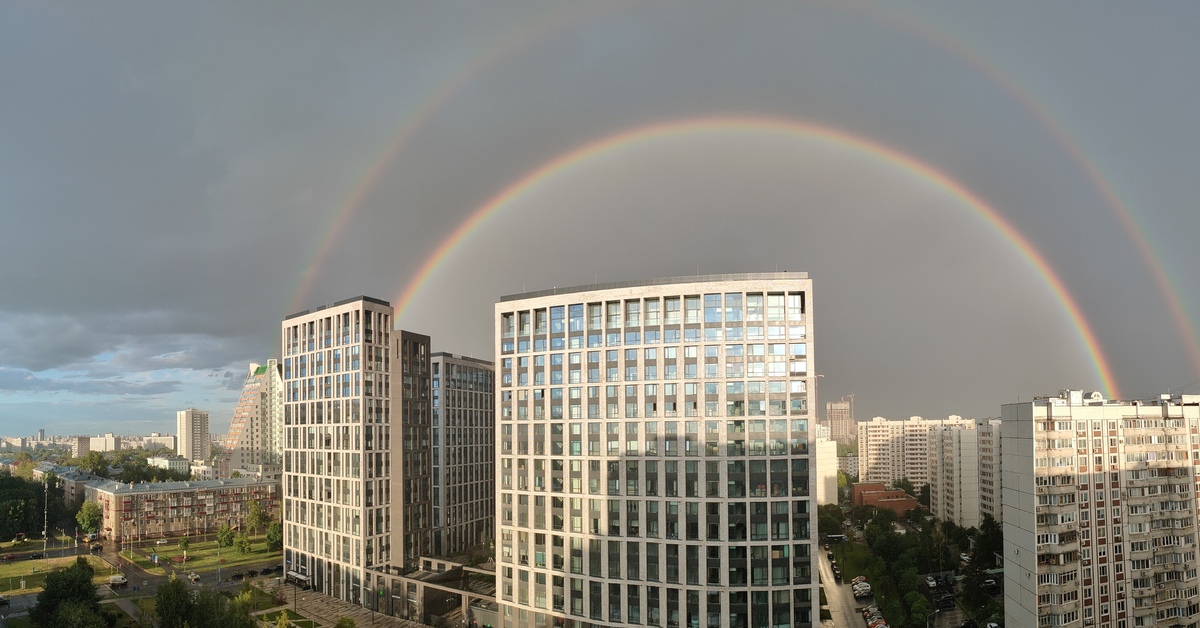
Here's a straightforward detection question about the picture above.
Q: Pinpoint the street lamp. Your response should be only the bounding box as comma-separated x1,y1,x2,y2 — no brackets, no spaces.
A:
926,609,940,628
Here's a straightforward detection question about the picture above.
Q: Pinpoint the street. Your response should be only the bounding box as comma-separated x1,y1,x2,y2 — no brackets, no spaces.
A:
818,546,865,627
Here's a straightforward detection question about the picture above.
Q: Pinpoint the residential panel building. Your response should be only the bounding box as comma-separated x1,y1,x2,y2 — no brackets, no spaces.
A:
927,422,979,529
495,274,818,628
177,408,211,462
856,416,970,489
431,352,495,558
1002,389,1200,628
976,419,1002,524
85,477,279,541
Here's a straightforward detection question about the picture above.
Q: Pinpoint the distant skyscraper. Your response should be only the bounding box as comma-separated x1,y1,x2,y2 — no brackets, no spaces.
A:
1002,390,1200,627
495,274,817,628
431,352,494,557
856,416,970,488
221,360,284,478
826,397,855,444
176,408,211,461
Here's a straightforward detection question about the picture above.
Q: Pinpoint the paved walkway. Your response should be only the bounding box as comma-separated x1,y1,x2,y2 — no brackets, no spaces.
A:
258,579,429,627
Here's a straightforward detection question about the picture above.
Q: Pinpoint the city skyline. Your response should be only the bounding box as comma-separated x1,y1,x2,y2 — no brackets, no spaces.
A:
4,4,1200,436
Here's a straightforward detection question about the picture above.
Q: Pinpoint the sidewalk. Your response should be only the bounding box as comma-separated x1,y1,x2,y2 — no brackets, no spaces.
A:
258,579,428,627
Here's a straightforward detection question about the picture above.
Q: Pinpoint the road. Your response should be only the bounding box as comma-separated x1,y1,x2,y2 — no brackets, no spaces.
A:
818,546,869,627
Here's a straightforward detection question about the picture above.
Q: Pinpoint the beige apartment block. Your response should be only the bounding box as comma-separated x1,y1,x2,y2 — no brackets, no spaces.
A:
1002,389,1200,628
84,477,279,541
495,274,818,628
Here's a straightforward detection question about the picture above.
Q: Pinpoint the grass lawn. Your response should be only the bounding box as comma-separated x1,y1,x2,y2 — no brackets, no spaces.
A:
4,615,32,628
260,608,319,627
150,536,281,574
100,600,141,627
0,555,112,594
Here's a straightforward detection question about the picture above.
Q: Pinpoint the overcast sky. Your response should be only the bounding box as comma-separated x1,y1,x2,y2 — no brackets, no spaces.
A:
3,2,1199,437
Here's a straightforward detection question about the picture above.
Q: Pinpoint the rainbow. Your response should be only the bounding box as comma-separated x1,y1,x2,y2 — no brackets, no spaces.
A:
855,1,1200,387
286,4,613,315
390,115,1121,398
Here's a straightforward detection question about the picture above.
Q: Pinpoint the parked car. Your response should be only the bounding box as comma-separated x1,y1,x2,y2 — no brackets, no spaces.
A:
925,575,937,589
90,544,103,552
156,539,169,545
959,552,971,563
29,553,43,559
246,569,259,577
109,575,128,588
1,554,17,562
935,594,956,609
851,575,868,585
230,572,245,581
0,595,9,607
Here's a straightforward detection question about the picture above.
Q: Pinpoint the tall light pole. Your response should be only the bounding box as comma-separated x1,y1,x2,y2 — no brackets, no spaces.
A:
42,476,51,560
926,609,940,628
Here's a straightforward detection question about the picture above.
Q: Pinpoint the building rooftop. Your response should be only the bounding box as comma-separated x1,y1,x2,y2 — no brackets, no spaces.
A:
88,477,277,494
285,295,391,320
500,272,810,302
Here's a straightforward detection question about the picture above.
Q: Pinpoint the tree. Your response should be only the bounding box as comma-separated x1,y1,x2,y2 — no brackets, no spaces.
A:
246,500,271,535
266,521,283,552
817,504,844,538
972,513,1003,569
14,460,35,481
76,451,109,478
50,599,106,628
155,575,194,628
217,523,235,548
335,617,357,628
30,557,100,626
918,483,931,507
893,477,915,496
179,536,190,556
275,612,292,628
235,531,252,554
76,501,102,534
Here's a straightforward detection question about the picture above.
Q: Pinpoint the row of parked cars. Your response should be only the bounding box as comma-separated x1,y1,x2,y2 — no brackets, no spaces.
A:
862,604,887,628
851,575,873,600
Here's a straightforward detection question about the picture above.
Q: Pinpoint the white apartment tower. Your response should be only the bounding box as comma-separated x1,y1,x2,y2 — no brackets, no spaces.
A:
495,274,818,628
927,422,979,529
1002,390,1200,628
281,296,432,606
222,360,285,479
976,419,1002,524
177,408,211,461
856,415,971,489
431,352,495,558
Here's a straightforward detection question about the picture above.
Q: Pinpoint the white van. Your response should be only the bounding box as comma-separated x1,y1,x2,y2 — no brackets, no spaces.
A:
108,575,128,588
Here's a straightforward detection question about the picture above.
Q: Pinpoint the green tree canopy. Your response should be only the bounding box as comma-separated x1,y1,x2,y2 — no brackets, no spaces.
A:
266,520,283,552
30,557,100,627
246,500,271,535
893,477,915,496
155,575,194,628
76,500,102,534
217,523,235,548
235,532,252,554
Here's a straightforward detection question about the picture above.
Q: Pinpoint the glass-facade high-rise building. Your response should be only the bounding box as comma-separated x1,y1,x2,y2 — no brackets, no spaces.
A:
494,274,817,628
432,352,495,557
281,295,432,606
